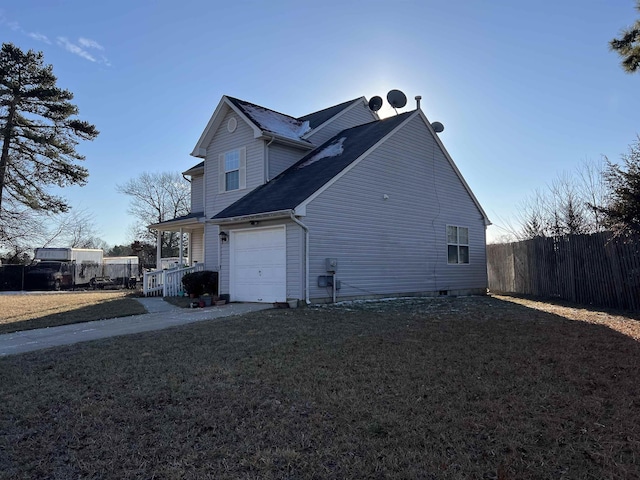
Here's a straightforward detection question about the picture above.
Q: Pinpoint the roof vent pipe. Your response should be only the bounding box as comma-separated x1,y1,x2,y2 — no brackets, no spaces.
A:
415,95,422,110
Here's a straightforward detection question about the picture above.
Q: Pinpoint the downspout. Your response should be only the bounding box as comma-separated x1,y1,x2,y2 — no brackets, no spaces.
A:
179,227,184,266
156,230,162,270
217,224,221,295
289,210,310,305
265,136,275,183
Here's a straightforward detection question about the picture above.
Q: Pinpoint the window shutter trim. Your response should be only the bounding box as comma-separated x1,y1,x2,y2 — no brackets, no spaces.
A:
239,147,247,190
218,153,225,193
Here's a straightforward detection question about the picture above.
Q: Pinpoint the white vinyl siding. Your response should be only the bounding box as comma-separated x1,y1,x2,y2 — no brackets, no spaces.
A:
205,109,264,216
305,101,378,146
268,143,308,179
190,228,205,264
286,221,303,300
190,175,204,213
303,114,487,302
204,223,220,273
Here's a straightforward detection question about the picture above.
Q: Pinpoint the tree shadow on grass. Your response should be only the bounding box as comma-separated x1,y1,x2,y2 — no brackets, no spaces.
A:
490,291,640,320
0,297,147,335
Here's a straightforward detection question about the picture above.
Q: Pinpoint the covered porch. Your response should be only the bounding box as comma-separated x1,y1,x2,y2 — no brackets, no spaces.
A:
144,213,206,297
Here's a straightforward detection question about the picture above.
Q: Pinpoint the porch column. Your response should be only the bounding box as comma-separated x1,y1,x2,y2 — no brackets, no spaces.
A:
179,227,184,266
156,230,162,269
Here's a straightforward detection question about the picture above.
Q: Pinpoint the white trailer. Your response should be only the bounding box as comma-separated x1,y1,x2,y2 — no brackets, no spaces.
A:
100,256,140,288
34,248,104,264
30,248,104,290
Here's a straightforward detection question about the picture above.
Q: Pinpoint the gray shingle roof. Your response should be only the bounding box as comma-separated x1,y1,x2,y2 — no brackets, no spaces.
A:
183,161,204,175
212,112,413,220
298,98,360,129
226,96,312,142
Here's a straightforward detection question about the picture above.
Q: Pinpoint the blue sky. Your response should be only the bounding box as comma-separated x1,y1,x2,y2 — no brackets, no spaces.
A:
2,0,639,246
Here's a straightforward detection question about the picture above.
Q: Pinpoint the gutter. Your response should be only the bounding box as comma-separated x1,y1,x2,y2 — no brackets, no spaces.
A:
257,133,315,150
210,209,293,225
289,210,310,305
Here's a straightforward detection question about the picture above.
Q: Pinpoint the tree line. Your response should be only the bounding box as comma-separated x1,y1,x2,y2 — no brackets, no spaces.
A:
501,137,640,242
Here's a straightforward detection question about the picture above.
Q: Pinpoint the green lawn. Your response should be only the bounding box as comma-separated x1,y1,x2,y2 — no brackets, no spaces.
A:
1,296,639,479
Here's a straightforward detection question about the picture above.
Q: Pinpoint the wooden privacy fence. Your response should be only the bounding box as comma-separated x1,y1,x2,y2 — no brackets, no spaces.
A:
487,232,640,311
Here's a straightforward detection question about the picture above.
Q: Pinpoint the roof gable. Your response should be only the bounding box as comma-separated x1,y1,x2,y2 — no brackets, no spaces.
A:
226,97,312,141
212,112,414,221
191,96,312,158
191,96,377,158
298,98,362,129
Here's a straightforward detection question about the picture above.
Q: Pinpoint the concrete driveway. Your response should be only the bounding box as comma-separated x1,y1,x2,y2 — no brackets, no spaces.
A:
0,298,273,357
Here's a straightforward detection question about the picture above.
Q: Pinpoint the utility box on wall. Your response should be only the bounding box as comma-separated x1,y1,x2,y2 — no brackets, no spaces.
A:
318,275,341,289
325,258,338,273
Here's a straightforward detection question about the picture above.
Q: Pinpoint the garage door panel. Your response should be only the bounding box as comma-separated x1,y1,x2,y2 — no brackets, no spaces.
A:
230,227,286,303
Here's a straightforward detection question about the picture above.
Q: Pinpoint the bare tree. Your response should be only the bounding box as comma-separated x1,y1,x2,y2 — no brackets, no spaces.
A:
512,159,610,240
43,208,104,249
514,189,548,240
546,173,590,236
116,171,190,257
576,158,609,232
0,207,106,261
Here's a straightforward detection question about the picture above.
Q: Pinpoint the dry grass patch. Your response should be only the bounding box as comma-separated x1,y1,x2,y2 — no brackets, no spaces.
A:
1,296,640,479
493,293,640,340
0,292,147,334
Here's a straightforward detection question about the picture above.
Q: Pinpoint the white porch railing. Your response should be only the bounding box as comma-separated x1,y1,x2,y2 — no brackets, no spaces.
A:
143,263,205,297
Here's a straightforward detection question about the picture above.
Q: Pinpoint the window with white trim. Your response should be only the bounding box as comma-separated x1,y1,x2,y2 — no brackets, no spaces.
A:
225,150,240,190
447,225,469,264
218,147,246,193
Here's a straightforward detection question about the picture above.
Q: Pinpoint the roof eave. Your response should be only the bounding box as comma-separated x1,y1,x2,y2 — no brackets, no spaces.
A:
182,166,204,176
149,215,206,231
257,133,314,150
210,209,294,225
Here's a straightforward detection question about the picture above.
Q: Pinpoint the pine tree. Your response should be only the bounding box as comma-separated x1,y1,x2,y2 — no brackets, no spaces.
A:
598,137,640,236
0,42,98,218
611,0,640,73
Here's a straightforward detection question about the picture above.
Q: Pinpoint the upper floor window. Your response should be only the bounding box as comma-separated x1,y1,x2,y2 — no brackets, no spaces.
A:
225,150,240,190
218,147,246,193
447,225,469,264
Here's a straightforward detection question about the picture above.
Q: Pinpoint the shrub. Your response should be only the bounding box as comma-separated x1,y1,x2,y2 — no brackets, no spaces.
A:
181,270,218,297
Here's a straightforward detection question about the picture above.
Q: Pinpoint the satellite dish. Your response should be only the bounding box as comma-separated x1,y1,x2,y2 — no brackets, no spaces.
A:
431,121,444,133
368,96,383,112
387,89,407,109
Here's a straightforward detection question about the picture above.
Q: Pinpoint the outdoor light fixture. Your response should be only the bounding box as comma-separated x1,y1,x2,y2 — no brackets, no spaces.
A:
219,231,228,243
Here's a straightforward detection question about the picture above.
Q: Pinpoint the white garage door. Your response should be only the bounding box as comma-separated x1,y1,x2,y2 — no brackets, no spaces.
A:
230,227,286,303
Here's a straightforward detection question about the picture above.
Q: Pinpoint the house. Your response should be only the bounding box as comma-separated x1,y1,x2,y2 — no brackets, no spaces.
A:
147,94,490,303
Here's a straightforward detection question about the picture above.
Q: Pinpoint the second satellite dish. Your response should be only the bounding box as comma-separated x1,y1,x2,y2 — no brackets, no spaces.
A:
368,96,383,112
387,89,407,109
431,122,444,133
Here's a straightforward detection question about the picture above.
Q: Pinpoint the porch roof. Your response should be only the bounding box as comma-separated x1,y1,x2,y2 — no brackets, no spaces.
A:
148,211,205,232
